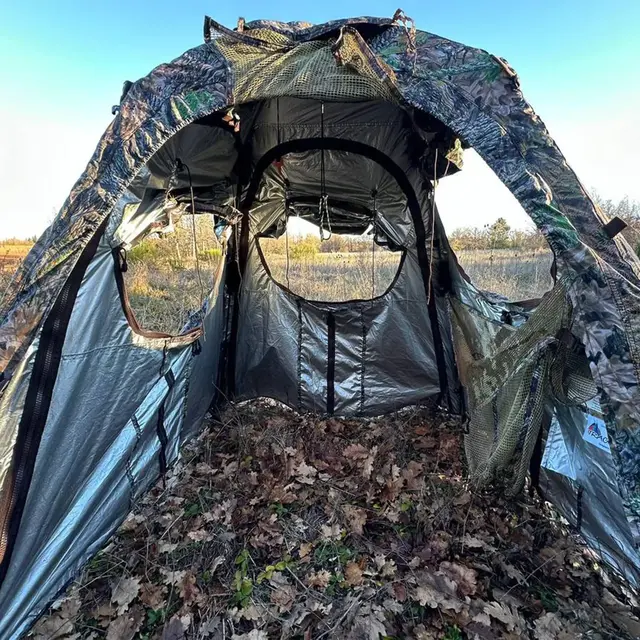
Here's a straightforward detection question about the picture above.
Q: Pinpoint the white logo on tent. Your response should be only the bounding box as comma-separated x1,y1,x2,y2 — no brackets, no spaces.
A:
583,415,611,453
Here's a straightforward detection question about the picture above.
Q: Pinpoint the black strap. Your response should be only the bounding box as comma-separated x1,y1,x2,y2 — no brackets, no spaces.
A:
327,312,336,415
297,299,303,409
602,216,627,239
529,408,551,499
575,485,584,533
156,369,175,480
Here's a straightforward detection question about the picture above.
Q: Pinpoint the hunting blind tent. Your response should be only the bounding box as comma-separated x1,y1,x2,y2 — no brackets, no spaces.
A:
0,12,639,637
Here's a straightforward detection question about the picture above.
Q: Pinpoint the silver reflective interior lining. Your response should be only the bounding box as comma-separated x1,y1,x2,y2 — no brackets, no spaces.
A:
233,98,458,415
540,400,640,586
0,235,226,637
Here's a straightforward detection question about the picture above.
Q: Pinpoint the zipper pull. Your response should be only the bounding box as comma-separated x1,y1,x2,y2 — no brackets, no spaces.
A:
118,247,128,273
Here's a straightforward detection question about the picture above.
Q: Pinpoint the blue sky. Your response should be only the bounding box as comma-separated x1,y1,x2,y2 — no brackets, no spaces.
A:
1,1,639,238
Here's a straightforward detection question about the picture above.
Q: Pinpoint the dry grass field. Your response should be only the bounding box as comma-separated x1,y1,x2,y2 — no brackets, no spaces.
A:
0,243,31,299
122,247,552,335
0,233,553,334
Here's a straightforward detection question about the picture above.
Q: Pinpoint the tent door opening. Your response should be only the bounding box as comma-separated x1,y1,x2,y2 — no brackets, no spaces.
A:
224,138,457,415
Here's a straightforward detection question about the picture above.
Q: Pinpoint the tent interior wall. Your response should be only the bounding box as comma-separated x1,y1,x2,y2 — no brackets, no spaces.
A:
0,15,639,638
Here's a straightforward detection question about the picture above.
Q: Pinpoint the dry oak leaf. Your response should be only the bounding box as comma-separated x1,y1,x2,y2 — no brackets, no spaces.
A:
187,529,214,542
350,603,387,640
345,561,364,587
120,512,146,531
158,541,179,554
533,612,564,640
402,460,424,490
110,576,140,615
343,443,370,459
106,606,143,640
91,601,116,628
499,559,526,585
161,616,185,640
439,561,477,597
483,601,524,632
307,570,331,589
414,584,463,612
320,523,343,541
178,571,200,605
161,569,187,586
294,460,318,485
462,535,487,550
231,631,269,640
392,581,407,602
378,557,397,579
453,491,472,506
299,542,313,559
31,614,79,640
139,582,167,609
343,504,368,535
362,446,378,478
413,570,463,612
270,584,297,612
601,588,640,637
411,623,438,639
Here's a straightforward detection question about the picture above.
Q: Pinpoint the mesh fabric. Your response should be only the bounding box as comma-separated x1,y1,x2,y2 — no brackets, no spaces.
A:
213,33,398,104
451,281,595,495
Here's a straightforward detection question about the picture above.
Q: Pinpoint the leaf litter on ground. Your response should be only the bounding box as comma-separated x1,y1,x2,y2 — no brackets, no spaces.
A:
31,400,640,639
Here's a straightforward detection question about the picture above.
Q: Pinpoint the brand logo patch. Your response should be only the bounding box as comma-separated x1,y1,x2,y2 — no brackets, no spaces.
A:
583,415,611,453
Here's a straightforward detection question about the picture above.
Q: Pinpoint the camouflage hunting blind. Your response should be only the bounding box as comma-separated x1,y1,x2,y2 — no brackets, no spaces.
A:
0,13,639,637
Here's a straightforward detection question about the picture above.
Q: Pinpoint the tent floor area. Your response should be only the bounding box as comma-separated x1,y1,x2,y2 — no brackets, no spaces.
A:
31,401,640,640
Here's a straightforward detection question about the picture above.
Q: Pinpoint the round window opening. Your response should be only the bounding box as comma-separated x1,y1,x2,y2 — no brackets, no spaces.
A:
258,218,404,303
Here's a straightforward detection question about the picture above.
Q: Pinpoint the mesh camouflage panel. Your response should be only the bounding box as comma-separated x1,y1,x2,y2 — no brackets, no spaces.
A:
452,281,596,494
213,27,398,104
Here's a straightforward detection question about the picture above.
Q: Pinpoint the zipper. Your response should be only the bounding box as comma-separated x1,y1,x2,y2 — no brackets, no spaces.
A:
0,277,69,566
0,223,106,583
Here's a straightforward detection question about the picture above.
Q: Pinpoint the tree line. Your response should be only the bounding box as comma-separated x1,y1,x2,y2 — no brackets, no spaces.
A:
449,193,640,253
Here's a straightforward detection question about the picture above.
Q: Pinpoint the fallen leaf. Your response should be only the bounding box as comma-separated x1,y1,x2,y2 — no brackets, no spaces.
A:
307,570,331,588
178,571,200,605
343,504,367,535
453,491,472,506
106,607,143,640
161,616,185,640
534,612,563,639
345,562,364,587
270,584,296,612
601,588,640,637
402,460,424,490
110,577,140,615
439,561,477,597
392,582,407,602
483,601,524,632
161,569,187,586
231,630,269,640
294,460,318,485
320,523,343,541
139,582,167,609
187,529,214,542
343,444,369,459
